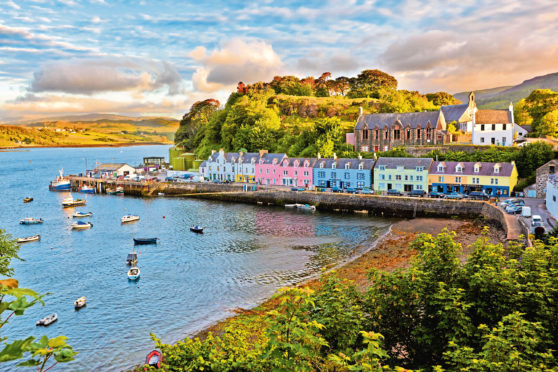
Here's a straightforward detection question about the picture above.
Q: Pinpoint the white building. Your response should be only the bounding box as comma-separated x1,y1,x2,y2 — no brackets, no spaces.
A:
201,149,260,182
93,163,136,178
545,175,558,220
472,104,527,146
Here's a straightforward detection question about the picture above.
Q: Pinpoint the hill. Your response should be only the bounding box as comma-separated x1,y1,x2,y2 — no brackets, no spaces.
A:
454,72,558,109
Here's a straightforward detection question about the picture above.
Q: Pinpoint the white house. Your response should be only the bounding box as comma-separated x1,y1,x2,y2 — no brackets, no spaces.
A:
545,175,558,220
472,104,516,146
93,163,136,178
204,149,236,181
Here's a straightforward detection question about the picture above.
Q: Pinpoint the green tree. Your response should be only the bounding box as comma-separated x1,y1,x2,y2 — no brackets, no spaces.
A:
0,229,21,277
539,109,558,137
175,99,220,151
426,92,461,106
349,69,398,98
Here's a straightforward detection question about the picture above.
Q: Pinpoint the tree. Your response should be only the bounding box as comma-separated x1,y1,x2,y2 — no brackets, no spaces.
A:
539,110,558,137
0,229,21,277
175,99,220,151
514,141,554,178
348,69,398,98
426,92,461,106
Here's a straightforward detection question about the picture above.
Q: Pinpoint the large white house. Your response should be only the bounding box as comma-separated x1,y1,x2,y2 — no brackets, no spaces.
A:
472,104,528,146
93,163,136,178
199,149,261,182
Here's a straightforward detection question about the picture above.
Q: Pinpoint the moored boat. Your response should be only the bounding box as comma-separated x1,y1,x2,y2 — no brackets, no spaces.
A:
107,186,124,195
297,204,316,212
133,238,158,245
145,350,163,368
127,266,140,280
190,225,204,234
36,313,58,326
79,185,96,194
121,215,140,224
74,296,86,309
73,211,93,218
71,221,93,230
20,217,43,225
17,234,40,243
49,169,71,191
62,197,86,208
126,252,138,266
23,197,33,203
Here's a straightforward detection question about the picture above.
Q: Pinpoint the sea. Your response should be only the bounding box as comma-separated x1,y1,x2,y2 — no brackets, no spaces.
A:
0,145,393,371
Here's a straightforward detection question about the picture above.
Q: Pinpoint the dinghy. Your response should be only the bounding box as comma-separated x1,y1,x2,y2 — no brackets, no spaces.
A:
71,221,93,230
145,350,163,368
190,225,204,234
23,197,33,203
74,296,86,309
17,234,40,243
133,238,158,245
62,197,86,208
73,211,93,218
128,266,140,281
36,313,58,326
284,204,299,208
20,217,43,225
121,215,140,224
297,204,316,212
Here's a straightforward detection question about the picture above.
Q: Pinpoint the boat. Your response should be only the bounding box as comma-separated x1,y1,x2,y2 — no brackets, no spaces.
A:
62,197,86,208
73,211,93,218
284,204,299,208
121,215,140,224
19,217,43,225
145,350,163,368
127,266,140,280
71,221,93,230
36,313,58,326
107,186,124,195
79,185,96,194
133,238,158,245
23,197,33,203
49,169,71,191
17,234,40,243
190,225,204,234
296,204,316,212
74,296,86,309
126,252,138,266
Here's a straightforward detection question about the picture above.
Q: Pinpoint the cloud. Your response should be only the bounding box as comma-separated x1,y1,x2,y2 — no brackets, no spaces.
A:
189,38,283,92
6,1,21,10
30,58,183,95
296,51,360,76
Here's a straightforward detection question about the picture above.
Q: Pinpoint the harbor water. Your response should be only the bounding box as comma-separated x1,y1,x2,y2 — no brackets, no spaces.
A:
0,145,393,371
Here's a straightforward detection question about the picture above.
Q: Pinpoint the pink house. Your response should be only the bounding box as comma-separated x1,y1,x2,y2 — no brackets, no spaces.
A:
255,152,287,186
277,158,316,188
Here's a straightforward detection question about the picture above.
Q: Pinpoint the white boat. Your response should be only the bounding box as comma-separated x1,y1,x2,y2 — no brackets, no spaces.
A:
73,211,93,218
19,217,43,225
49,169,71,191
17,234,40,243
284,204,299,208
71,221,93,230
79,185,96,194
62,197,86,208
36,313,58,326
74,296,86,309
121,215,140,224
128,266,140,281
296,204,316,212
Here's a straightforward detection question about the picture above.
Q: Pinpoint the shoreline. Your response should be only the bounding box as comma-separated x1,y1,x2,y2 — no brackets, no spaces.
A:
0,141,172,150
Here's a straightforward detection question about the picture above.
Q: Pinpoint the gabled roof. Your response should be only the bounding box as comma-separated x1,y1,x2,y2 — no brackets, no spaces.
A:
313,158,375,170
94,163,131,171
430,161,515,177
475,109,513,124
374,157,433,170
441,104,469,123
355,111,440,130
239,152,260,163
282,157,318,167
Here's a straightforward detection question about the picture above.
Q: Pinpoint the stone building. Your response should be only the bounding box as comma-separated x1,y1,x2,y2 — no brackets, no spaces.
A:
536,159,558,198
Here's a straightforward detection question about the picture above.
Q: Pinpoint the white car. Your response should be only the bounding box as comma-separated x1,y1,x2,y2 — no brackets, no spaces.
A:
531,215,542,226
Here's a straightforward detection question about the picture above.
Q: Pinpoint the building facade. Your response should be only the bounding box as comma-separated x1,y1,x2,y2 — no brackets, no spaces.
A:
255,152,288,186
429,161,518,196
312,156,375,189
545,175,558,220
277,158,316,188
536,159,558,198
472,106,515,146
373,157,432,192
93,163,136,178
234,152,259,183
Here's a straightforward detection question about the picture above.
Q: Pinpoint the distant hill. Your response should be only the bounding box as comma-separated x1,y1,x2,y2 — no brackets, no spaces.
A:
454,72,558,109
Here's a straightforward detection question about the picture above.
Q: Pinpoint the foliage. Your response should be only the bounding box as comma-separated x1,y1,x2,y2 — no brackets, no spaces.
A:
175,99,220,150
348,69,398,99
514,89,558,135
426,92,461,106
0,229,21,277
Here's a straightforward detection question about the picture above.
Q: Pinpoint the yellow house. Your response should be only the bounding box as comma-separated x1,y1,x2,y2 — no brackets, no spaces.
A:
429,161,518,196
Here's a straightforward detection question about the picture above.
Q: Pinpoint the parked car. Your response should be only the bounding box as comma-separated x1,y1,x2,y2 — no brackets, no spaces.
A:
345,188,357,194
359,188,373,195
505,205,522,214
429,191,444,198
499,199,525,208
408,189,426,197
521,206,532,217
387,189,402,196
531,215,543,226
332,186,341,193
467,191,489,200
444,192,464,200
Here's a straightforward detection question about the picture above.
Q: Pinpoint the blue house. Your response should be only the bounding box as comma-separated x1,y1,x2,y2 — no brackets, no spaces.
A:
312,155,375,190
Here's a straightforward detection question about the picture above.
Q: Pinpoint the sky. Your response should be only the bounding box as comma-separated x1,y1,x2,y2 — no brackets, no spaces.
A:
1,0,558,121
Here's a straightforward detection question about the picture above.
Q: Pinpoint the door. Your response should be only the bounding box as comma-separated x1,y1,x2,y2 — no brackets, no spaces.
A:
387,183,392,190
326,181,331,188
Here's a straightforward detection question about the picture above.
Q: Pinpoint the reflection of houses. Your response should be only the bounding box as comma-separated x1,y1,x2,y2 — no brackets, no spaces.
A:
429,161,518,197
536,159,558,198
93,163,136,178
373,157,432,192
312,155,375,189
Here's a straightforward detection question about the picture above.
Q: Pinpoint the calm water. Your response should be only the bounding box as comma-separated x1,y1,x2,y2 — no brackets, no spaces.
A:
0,145,392,371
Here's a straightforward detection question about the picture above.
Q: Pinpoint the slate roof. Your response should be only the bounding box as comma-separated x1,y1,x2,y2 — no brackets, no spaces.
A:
475,109,513,124
441,104,469,123
260,153,287,164
281,157,318,167
430,161,515,177
199,161,207,167
355,111,441,130
313,158,376,170
374,157,433,170
519,124,533,133
238,152,260,163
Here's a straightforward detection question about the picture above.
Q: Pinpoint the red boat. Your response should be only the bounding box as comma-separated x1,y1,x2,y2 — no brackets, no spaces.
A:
145,350,162,369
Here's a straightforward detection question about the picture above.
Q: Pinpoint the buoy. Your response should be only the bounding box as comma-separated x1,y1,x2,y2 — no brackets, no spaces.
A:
163,216,165,219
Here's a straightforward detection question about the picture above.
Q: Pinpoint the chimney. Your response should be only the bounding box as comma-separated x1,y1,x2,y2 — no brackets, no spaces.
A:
509,102,514,124
317,152,321,159
358,154,362,160
333,153,337,160
259,149,268,158
358,106,363,116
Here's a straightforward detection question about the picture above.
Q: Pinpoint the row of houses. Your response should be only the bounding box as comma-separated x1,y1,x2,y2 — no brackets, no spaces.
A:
199,150,519,196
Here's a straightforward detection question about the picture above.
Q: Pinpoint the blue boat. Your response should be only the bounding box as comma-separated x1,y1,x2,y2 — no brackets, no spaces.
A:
20,218,43,225
190,225,204,233
49,169,71,191
79,185,96,194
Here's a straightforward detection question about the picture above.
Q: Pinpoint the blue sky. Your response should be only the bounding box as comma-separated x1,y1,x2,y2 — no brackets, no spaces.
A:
1,0,558,121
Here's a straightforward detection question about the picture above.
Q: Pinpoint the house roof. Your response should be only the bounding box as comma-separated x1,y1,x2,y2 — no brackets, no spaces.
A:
313,158,376,169
475,109,513,124
260,153,287,164
430,161,515,177
355,111,440,130
441,104,469,123
374,157,433,170
519,124,533,133
238,152,260,163
536,159,558,173
200,161,207,167
94,163,130,171
281,157,318,167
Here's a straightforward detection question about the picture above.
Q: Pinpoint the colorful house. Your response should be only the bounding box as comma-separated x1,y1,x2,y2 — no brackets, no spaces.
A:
255,152,288,186
278,158,317,188
428,161,518,196
312,155,375,189
234,152,259,183
373,157,432,192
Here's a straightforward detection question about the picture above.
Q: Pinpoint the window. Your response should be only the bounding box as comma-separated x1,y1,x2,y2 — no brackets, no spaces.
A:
495,178,498,185
481,125,485,131
396,175,402,180
332,163,336,169
385,130,388,139
480,137,485,143
394,129,401,140
357,173,364,180
437,165,445,172
379,165,386,171
494,166,500,174
266,168,269,174
503,124,507,130
550,166,556,174
304,179,309,185
379,182,385,189
283,170,288,176
319,181,325,186
320,162,324,169
345,163,350,169
438,176,445,182
346,182,351,187
379,174,385,180
272,169,275,174
456,165,462,173
318,171,325,178
361,146,369,152
407,130,411,140
416,185,423,190
404,175,408,181
416,167,424,172
294,171,297,176
416,175,423,181
375,130,379,139
344,172,350,179
304,171,309,176
456,176,462,183
357,181,364,188
427,128,432,139
388,175,392,180
358,163,363,170
259,168,262,173
492,124,496,131
410,175,413,181
363,129,368,140
417,128,421,139
554,195,556,202
331,172,336,179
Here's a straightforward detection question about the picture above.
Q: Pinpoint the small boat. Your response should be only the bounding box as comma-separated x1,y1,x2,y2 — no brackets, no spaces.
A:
74,296,86,309
49,169,71,191
17,234,40,243
71,221,93,230
128,266,140,280
284,204,298,208
23,197,33,203
121,215,140,224
297,204,316,212
158,192,165,196
20,217,43,225
62,197,86,208
73,211,93,218
79,185,96,194
133,238,158,245
145,350,163,368
126,252,138,266
36,313,58,326
107,186,124,195
190,225,204,234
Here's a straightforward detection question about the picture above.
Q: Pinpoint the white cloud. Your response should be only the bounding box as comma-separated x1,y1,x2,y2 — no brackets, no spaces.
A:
6,1,21,10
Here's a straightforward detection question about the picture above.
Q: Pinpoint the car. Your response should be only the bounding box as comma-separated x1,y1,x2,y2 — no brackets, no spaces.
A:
500,199,525,208
387,189,402,196
467,191,489,200
444,192,464,200
345,187,357,194
359,188,373,195
429,191,444,198
332,186,341,193
531,215,543,226
505,205,522,214
408,189,426,197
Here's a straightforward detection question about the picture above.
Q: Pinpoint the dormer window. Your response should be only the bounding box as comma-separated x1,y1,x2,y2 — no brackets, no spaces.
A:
474,166,480,173
456,165,463,173
345,163,350,169
283,161,288,167
294,161,298,168
320,162,324,169
332,163,336,169
437,165,445,172
358,163,363,170
494,166,500,174
304,161,309,168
